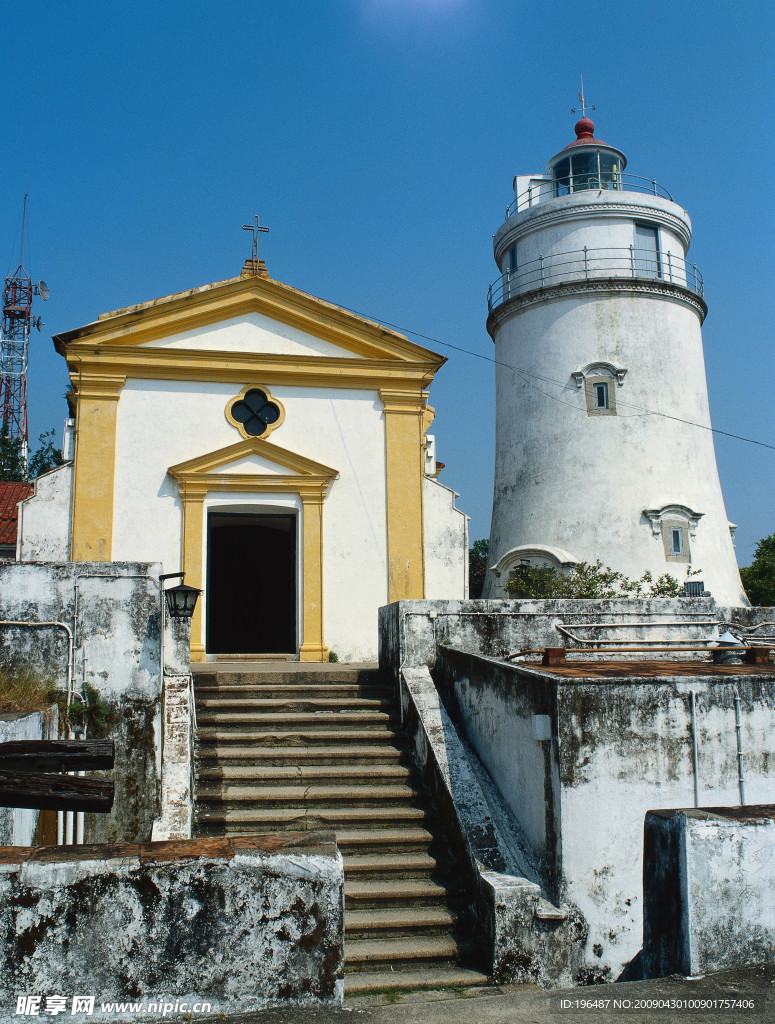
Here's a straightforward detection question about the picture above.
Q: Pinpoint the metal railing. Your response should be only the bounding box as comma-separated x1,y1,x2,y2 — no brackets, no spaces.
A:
505,173,674,219
488,246,703,312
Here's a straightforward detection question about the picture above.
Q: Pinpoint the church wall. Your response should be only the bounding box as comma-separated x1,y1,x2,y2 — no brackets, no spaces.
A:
423,476,469,600
145,310,360,359
111,378,388,661
18,462,73,561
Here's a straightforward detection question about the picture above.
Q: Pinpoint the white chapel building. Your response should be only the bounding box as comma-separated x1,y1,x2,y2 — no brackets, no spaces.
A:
484,115,747,606
20,257,468,662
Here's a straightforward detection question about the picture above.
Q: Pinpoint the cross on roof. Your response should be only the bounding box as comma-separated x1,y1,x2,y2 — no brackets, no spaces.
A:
571,75,595,119
242,215,270,262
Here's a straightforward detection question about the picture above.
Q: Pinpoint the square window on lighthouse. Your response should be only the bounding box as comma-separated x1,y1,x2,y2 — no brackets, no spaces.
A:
585,376,616,416
662,521,691,563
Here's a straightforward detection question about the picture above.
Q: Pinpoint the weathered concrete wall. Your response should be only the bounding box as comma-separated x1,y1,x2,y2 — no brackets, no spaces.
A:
434,651,559,899
435,646,775,983
152,674,193,841
0,832,343,1022
17,463,73,562
379,597,723,684
643,806,775,978
0,562,164,843
399,665,586,986
153,616,195,840
0,708,58,845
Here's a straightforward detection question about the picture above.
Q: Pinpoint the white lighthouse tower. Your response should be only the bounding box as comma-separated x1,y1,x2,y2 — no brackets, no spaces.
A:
484,108,747,606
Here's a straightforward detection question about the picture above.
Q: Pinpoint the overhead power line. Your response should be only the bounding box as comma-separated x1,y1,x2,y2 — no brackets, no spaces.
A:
339,304,775,453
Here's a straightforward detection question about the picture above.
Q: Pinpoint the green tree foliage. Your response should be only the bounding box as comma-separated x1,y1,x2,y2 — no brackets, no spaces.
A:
468,538,489,598
0,426,62,482
740,534,775,606
505,559,692,599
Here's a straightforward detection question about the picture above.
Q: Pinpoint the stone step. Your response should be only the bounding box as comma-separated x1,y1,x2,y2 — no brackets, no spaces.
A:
196,710,397,727
195,729,400,746
345,877,450,906
335,827,435,852
196,805,429,830
345,906,457,937
196,763,412,783
342,852,438,877
344,966,489,994
196,697,392,712
344,934,461,967
192,666,382,687
196,783,419,807
195,744,405,765
195,684,392,700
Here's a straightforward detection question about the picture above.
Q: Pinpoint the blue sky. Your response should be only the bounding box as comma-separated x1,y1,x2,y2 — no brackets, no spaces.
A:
2,0,773,564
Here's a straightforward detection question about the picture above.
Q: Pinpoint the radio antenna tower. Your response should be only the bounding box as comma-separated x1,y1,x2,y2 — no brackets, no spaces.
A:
1,195,49,467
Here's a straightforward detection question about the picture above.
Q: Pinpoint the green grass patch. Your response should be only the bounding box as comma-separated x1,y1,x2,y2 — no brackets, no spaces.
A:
0,663,59,715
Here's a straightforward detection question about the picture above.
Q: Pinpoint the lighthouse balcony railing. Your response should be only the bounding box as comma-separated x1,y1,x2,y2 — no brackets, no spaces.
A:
505,174,674,219
488,247,703,313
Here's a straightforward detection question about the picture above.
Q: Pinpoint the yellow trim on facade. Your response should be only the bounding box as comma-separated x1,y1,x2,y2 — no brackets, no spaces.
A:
379,388,426,601
224,384,286,441
168,439,337,662
64,350,438,393
70,374,126,562
298,492,327,662
54,275,447,368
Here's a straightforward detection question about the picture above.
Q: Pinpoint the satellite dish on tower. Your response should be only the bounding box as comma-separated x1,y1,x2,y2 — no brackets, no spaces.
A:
33,317,44,332
37,280,49,301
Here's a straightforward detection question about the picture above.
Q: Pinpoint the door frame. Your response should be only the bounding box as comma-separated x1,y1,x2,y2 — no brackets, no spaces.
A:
205,509,298,655
168,436,338,662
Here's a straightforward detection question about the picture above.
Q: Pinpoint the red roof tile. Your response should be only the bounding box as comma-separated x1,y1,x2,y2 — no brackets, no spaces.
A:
0,481,33,547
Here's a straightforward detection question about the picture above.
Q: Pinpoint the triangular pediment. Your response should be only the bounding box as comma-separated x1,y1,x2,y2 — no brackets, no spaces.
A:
139,312,363,360
54,274,444,368
168,438,338,498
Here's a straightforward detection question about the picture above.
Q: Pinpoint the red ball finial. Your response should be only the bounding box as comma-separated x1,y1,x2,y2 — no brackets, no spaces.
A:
575,117,595,140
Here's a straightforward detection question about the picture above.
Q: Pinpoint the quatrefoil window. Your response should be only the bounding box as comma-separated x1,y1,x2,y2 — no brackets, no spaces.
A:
226,385,285,440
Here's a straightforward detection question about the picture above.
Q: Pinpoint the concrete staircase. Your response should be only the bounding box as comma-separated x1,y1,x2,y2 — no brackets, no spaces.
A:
192,663,488,993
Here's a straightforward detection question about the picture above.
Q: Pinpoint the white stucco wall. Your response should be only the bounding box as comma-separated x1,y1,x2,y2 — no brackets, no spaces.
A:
110,322,392,662
111,380,388,662
18,463,73,562
486,289,745,605
423,476,468,599
486,177,745,606
145,311,362,359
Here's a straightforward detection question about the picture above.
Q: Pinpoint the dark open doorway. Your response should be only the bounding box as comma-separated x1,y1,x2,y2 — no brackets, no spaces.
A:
206,512,296,655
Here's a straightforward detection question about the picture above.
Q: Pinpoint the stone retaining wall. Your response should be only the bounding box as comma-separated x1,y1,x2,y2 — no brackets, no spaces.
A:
0,832,343,1022
643,806,775,978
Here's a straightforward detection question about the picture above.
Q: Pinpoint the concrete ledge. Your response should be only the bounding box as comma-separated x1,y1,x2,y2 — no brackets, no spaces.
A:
399,666,583,985
0,832,344,1022
643,806,775,978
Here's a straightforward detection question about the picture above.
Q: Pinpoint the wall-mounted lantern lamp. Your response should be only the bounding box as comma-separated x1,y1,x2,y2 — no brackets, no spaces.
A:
160,572,201,620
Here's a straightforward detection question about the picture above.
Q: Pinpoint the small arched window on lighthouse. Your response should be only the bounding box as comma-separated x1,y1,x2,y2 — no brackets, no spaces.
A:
643,505,702,566
572,361,627,417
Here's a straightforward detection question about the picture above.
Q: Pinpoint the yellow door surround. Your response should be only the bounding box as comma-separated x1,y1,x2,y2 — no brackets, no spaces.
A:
168,438,338,663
